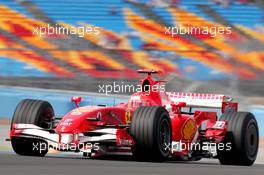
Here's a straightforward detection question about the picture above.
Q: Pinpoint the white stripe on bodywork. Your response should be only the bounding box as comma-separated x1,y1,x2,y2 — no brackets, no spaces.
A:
14,124,117,144
79,134,116,142
15,124,42,129
20,128,60,143
88,128,117,135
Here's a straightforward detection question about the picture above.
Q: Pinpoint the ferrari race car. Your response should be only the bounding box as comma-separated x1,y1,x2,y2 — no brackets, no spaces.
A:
8,70,259,166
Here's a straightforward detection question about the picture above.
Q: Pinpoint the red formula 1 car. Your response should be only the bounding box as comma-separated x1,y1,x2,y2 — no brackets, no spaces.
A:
9,70,259,166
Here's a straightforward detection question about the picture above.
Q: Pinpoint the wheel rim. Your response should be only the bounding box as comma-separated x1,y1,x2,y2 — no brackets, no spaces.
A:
245,122,258,158
159,117,171,152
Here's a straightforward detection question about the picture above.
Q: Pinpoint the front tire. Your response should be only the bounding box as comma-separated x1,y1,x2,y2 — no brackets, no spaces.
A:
10,99,54,157
130,106,172,161
217,112,259,166
11,137,48,157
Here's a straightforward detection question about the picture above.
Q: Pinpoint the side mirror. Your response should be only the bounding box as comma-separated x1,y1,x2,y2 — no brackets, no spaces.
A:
71,96,82,107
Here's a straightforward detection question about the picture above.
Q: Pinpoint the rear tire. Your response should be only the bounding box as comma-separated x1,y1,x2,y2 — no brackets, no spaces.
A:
217,112,259,166
130,106,171,161
10,99,54,157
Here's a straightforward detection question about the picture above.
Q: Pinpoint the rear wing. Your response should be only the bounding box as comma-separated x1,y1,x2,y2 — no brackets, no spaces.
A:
166,92,238,112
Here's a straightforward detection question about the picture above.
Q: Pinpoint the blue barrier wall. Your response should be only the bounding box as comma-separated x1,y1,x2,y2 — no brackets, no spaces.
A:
0,86,263,136
0,86,127,118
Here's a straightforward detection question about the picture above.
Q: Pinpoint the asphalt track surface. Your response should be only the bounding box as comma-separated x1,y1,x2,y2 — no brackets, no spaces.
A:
1,125,264,175
0,152,263,175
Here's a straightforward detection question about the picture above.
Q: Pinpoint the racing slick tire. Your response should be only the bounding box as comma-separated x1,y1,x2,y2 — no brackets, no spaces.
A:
10,99,54,157
217,112,259,166
130,106,172,161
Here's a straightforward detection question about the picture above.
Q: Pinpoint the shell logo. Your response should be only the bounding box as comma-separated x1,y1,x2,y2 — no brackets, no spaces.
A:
125,111,131,124
182,119,196,140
